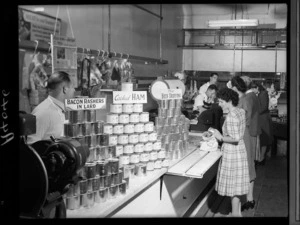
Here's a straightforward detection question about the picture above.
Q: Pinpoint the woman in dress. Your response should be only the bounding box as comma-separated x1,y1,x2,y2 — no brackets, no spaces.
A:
210,88,249,217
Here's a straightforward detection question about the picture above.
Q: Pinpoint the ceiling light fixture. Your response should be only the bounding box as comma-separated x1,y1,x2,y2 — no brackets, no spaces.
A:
208,19,259,27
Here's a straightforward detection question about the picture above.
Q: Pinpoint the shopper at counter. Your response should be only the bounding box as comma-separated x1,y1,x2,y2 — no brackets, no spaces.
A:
256,82,274,165
210,88,249,217
198,72,219,95
232,75,261,212
27,71,75,144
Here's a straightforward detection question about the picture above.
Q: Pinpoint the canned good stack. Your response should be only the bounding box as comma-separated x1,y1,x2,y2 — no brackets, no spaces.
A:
63,109,126,210
155,99,190,162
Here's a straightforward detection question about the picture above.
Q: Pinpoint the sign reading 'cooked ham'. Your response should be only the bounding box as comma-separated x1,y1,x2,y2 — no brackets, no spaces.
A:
113,91,147,104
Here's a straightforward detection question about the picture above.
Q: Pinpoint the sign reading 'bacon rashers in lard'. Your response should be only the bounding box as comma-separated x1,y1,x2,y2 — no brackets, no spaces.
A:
113,91,147,104
65,98,106,111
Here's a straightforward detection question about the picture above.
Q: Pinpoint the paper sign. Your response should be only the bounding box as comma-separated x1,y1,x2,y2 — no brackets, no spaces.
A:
113,91,147,104
161,89,182,100
65,98,106,111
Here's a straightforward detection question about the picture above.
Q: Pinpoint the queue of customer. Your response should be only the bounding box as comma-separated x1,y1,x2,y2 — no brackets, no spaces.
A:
208,74,274,217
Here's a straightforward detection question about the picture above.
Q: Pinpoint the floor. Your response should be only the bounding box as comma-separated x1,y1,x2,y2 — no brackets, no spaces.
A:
191,153,288,218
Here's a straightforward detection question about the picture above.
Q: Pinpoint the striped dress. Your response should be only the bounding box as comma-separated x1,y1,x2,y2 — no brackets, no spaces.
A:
215,107,250,197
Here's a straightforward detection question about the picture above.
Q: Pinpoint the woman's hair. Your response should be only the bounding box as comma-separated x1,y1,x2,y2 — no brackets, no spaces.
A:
217,87,239,107
230,75,247,93
46,71,71,91
257,82,265,92
240,75,252,90
262,79,274,89
250,81,258,89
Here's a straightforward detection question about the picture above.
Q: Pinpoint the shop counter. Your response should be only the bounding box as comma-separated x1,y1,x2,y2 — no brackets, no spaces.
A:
67,135,222,218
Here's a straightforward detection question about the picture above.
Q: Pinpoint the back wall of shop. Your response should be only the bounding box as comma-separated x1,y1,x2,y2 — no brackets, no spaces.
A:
20,4,185,77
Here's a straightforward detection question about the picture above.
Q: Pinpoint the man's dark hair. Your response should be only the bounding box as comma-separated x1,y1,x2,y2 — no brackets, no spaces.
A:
207,84,218,91
46,71,71,90
231,76,247,93
217,87,239,107
210,73,218,77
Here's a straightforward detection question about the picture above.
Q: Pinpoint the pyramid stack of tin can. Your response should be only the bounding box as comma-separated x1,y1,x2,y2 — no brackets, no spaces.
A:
63,108,126,210
156,99,190,163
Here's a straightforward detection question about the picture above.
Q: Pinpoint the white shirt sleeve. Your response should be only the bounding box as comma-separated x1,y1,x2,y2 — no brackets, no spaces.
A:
27,111,50,144
199,82,209,95
193,94,205,110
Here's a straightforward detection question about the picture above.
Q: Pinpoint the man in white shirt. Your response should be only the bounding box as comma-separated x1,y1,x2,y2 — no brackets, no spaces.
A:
27,71,75,144
198,73,219,95
193,84,218,114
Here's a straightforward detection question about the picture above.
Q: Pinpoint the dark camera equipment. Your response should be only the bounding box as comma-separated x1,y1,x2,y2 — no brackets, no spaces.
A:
19,111,89,218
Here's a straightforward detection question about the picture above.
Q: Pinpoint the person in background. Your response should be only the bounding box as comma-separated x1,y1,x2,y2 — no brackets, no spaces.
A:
256,82,274,165
250,82,259,96
210,88,249,217
239,75,261,211
193,84,218,114
27,71,75,144
198,72,219,95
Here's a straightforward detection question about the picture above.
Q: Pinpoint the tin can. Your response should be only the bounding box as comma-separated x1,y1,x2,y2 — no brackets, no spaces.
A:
87,110,97,122
97,134,109,146
129,134,139,144
97,146,109,160
128,164,136,178
123,144,134,154
156,126,163,136
94,190,101,203
158,108,167,118
87,147,96,162
104,174,112,187
86,191,94,208
150,151,158,161
155,117,165,126
120,154,130,166
116,145,124,157
64,123,78,137
79,179,88,194
139,112,149,123
106,113,119,124
69,110,84,124
146,160,155,171
108,145,117,158
108,135,118,146
158,150,166,159
82,122,92,136
175,99,182,108
123,177,130,189
134,143,144,153
168,99,176,108
148,132,157,142
133,103,143,113
78,167,86,179
119,170,124,183
66,195,80,210
154,159,162,169
130,153,140,164
110,173,119,186
119,182,127,195
118,134,129,145
103,124,113,135
134,123,144,133
110,104,122,114
130,113,140,123
66,184,74,197
122,104,133,114
139,133,149,143
113,124,124,134
109,185,118,199
99,175,106,188
87,179,93,192
96,160,108,176
144,142,153,152
74,183,81,196
81,135,91,147
124,124,134,134
136,163,147,177
99,188,108,203
144,122,154,133
80,193,88,208
85,162,96,179
139,152,150,162
153,141,162,150
162,159,169,167
108,158,119,174
174,108,181,116
92,176,100,191
118,114,130,124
